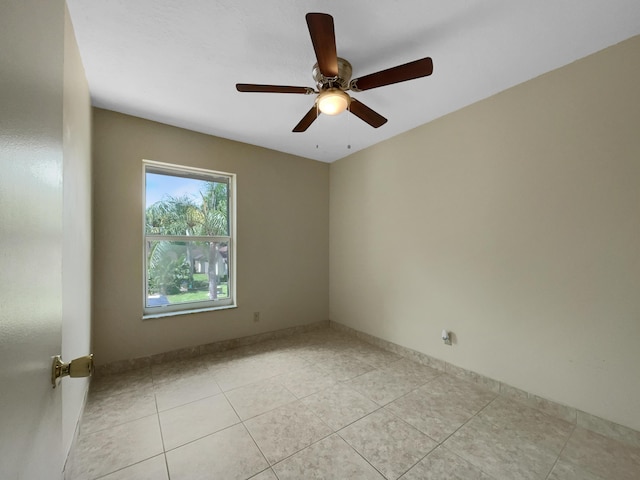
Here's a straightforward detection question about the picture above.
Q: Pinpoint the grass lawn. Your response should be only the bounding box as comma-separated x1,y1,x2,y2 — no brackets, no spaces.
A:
166,283,228,303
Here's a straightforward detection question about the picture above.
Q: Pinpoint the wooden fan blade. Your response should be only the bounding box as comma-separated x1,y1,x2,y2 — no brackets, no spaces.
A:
350,57,433,91
293,105,319,132
236,84,313,94
349,99,387,128
306,13,339,78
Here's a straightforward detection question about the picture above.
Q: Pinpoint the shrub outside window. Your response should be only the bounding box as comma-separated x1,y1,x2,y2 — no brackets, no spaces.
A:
143,161,236,317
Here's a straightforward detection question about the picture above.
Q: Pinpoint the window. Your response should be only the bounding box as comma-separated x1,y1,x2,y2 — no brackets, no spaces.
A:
143,160,236,317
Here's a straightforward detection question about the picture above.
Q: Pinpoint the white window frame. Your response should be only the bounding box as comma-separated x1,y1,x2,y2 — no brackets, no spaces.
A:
142,160,237,318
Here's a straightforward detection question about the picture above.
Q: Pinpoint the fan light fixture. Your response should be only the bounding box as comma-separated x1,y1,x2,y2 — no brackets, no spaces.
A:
235,13,434,132
317,88,350,115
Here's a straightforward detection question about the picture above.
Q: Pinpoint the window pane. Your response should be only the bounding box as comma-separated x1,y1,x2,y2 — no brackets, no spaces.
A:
146,240,230,308
145,172,229,236
143,162,235,316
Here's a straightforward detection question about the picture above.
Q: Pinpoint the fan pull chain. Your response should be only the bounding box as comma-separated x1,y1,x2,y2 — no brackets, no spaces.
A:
347,103,351,150
316,102,320,150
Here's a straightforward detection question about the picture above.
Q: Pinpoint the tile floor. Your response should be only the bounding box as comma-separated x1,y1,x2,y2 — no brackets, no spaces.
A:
66,328,640,480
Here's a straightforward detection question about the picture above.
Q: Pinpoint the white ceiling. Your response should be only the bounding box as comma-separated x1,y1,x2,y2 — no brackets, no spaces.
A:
66,0,640,163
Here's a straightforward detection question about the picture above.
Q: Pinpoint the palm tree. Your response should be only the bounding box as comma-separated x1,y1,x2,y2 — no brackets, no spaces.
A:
198,182,229,300
146,182,229,302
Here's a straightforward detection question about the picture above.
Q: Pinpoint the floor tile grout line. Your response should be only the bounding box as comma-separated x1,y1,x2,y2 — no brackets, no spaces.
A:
87,380,154,399
216,368,304,394
338,325,632,445
239,392,376,469
155,389,224,414
438,393,575,480
261,429,336,470
151,364,219,384
225,352,443,441
273,381,300,405
543,422,577,480
153,394,172,480
367,371,447,409
238,421,274,474
248,466,279,480
366,402,460,479
356,409,441,480
162,420,243,454
333,403,439,480
470,393,578,455
380,387,499,479
297,395,354,434
381,405,440,446
76,328,617,479
73,375,160,479
433,445,497,480
333,404,385,433
428,395,501,476
228,395,299,423
334,429,389,479
91,454,167,480
80,409,159,437
394,444,439,480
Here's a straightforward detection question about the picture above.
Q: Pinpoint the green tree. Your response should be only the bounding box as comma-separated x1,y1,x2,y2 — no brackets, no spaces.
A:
198,182,229,299
146,182,229,301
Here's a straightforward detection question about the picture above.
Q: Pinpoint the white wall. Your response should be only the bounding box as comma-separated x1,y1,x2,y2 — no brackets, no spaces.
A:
0,1,66,477
330,35,640,431
62,3,92,461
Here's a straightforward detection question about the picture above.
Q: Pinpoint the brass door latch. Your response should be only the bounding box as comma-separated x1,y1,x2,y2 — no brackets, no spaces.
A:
51,354,94,388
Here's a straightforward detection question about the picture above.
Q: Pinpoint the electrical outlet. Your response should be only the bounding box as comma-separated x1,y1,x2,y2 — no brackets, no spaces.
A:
253,312,260,322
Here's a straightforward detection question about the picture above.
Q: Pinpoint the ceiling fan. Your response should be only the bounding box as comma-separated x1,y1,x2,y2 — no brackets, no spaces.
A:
236,13,434,132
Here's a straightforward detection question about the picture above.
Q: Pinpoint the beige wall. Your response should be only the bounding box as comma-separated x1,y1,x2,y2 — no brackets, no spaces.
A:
62,4,92,461
92,109,329,364
330,35,640,430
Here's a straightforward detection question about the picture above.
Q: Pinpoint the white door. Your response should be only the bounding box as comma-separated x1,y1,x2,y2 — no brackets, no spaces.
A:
1,1,67,478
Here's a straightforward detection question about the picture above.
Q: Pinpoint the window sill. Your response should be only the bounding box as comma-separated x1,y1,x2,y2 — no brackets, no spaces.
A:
142,304,237,320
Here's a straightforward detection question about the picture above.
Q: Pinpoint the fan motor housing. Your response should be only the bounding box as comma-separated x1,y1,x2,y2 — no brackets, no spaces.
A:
313,57,352,90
